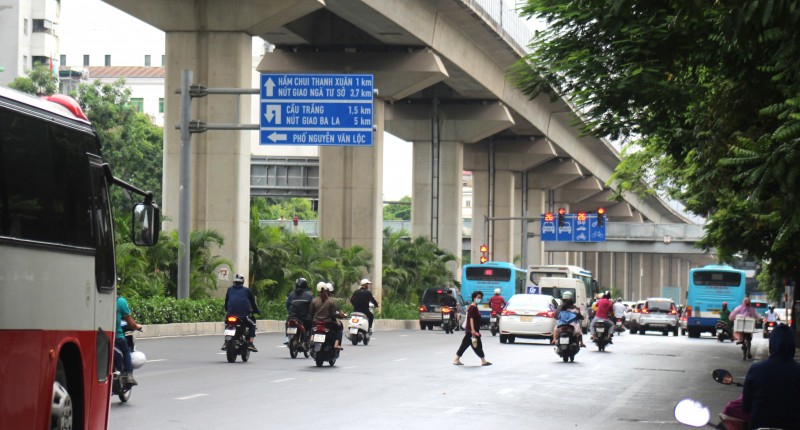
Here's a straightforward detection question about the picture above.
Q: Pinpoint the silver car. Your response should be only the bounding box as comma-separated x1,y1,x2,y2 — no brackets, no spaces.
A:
498,294,559,344
631,298,679,336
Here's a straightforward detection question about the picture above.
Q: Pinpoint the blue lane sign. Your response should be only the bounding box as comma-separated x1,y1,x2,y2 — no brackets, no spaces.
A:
540,213,606,242
526,286,540,294
259,73,373,146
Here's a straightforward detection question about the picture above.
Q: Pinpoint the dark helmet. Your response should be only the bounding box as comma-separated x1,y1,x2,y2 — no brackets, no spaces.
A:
295,277,308,290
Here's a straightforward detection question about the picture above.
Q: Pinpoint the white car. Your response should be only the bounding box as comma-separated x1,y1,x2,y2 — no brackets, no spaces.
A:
498,294,559,344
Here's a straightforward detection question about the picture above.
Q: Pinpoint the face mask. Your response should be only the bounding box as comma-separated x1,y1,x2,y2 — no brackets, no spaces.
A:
475,298,482,304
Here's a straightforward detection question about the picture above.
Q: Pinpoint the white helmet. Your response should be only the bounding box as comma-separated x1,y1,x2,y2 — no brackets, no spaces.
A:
494,288,501,295
316,281,327,292
326,282,334,292
131,350,146,369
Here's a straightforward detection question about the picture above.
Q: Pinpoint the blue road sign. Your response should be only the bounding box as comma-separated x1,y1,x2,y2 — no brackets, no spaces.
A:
526,286,540,294
541,213,606,242
259,74,374,146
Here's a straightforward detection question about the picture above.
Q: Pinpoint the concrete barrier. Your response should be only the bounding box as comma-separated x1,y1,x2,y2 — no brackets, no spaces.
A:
138,319,418,338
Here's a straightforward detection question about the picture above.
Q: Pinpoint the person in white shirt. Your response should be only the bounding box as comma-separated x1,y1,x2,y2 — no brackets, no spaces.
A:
613,298,627,326
765,306,780,323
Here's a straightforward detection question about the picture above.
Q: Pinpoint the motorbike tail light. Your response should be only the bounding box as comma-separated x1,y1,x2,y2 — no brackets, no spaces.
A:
441,306,452,314
419,305,427,312
491,310,497,316
669,308,677,315
226,316,238,324
351,318,359,323
288,319,297,327
536,311,556,318
502,310,517,316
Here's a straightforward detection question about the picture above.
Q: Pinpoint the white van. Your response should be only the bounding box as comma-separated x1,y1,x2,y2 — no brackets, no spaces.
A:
536,278,590,332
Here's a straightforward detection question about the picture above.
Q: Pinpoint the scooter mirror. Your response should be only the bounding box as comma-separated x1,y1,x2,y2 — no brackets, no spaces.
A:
674,399,710,427
712,369,733,385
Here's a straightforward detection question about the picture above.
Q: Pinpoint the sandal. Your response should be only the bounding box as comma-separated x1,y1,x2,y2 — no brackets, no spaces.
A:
481,362,493,366
453,361,464,366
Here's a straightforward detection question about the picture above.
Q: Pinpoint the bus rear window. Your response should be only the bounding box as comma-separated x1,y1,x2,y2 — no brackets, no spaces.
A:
465,267,511,282
530,272,567,285
693,271,742,286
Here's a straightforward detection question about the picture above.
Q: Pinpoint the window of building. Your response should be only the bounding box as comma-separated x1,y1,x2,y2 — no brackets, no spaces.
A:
144,55,151,67
32,19,54,35
83,55,89,66
130,98,144,113
104,55,111,67
158,98,164,113
23,19,28,35
60,55,66,67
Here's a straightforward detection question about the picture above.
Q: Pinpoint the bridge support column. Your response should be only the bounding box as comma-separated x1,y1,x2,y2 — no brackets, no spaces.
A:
472,170,516,264
162,31,253,286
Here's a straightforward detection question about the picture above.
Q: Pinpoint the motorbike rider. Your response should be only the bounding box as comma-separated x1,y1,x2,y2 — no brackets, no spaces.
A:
742,324,800,429
489,288,506,315
764,305,780,324
285,277,314,344
311,281,346,350
612,298,627,328
590,292,614,343
224,274,261,352
552,291,585,347
729,297,759,344
350,278,379,334
116,294,142,387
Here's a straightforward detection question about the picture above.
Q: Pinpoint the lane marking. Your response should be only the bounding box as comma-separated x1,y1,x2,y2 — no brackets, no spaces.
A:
399,335,409,337
343,366,359,369
175,393,208,400
145,359,167,363
445,407,465,414
216,352,226,355
271,378,295,383
497,388,514,395
394,358,408,362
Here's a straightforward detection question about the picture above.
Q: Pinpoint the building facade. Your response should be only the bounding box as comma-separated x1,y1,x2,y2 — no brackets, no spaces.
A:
0,0,61,86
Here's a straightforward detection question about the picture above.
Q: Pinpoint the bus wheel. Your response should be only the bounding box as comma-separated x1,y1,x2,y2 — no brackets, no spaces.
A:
51,359,73,430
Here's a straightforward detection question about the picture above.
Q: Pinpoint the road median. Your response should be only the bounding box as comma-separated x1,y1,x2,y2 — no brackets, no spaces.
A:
138,319,418,338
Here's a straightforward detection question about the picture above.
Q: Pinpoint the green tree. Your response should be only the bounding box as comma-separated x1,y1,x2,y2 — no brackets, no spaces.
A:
382,228,458,303
6,63,58,95
251,197,316,221
514,1,800,297
383,196,411,220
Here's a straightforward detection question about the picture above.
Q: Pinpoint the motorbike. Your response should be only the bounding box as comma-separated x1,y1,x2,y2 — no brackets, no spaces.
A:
310,322,341,367
489,310,500,336
614,318,625,334
112,323,144,403
762,320,777,339
346,312,371,345
593,320,613,351
441,305,457,334
286,317,310,358
674,369,765,430
222,314,254,363
554,325,580,362
716,321,733,342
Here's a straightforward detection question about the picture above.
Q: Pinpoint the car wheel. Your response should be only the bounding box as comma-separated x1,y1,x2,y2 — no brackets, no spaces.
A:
688,327,700,338
508,336,516,344
673,328,679,336
499,335,507,344
419,321,425,330
427,323,433,331
662,330,668,336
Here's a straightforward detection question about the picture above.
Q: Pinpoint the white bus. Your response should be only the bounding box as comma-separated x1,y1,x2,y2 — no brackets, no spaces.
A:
527,264,597,298
0,87,159,430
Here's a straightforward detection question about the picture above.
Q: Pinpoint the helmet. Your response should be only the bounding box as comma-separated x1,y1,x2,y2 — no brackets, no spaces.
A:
326,282,334,292
233,274,245,284
561,291,574,300
295,277,308,289
131,350,146,369
722,301,728,307
360,279,372,286
316,281,327,292
494,288,501,295
769,305,774,310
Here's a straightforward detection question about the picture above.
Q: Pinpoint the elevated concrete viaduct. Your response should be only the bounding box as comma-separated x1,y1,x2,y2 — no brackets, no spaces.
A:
103,0,711,302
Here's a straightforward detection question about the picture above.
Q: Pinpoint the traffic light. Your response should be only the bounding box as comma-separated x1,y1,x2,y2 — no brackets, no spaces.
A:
558,207,566,227
479,255,488,264
597,207,605,227
479,244,488,263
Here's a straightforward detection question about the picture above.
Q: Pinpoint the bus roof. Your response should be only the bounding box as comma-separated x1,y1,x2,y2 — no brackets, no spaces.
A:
528,264,591,276
690,265,744,272
464,261,524,271
0,86,91,125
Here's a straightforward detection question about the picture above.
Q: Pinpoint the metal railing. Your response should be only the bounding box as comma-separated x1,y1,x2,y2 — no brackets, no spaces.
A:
462,0,534,56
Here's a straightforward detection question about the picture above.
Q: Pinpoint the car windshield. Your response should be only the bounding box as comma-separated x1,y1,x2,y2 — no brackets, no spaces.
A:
507,295,555,311
646,300,673,312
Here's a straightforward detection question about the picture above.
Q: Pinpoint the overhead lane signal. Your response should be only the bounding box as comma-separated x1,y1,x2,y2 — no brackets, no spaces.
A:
479,244,488,264
597,207,605,227
558,207,566,227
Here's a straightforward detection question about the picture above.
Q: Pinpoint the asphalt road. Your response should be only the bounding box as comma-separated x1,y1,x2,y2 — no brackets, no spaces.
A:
109,327,768,430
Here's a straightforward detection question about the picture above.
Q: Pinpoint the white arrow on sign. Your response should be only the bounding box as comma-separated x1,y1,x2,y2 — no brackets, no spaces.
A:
268,132,287,142
264,78,275,97
264,105,281,124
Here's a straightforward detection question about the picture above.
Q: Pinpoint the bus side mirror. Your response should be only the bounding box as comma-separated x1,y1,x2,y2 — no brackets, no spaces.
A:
132,202,160,246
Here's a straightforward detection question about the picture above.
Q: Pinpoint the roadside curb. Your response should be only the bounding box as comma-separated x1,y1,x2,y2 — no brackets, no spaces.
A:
137,319,418,338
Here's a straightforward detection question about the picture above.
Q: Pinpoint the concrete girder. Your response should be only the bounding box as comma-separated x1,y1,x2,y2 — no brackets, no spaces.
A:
256,51,448,102
101,0,324,34
553,176,604,204
385,102,514,143
463,138,556,171
526,159,584,191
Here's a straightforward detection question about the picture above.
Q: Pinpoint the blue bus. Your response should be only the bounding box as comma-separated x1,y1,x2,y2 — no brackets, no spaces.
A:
686,265,746,338
461,262,526,324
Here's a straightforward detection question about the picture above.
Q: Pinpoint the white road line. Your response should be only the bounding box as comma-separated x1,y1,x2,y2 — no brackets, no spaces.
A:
343,366,359,369
175,394,208,400
394,358,408,362
145,359,166,363
277,345,287,348
497,388,514,395
216,352,226,355
399,335,409,337
445,407,465,414
271,378,295,383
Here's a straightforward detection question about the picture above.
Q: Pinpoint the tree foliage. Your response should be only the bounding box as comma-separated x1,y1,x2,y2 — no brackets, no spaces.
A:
382,228,458,303
514,0,800,295
383,196,411,220
251,197,317,221
6,63,58,95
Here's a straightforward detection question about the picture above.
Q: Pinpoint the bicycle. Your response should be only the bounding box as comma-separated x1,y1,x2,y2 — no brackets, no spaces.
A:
738,331,752,360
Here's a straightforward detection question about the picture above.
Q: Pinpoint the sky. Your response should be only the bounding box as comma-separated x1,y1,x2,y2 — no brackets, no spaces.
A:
58,0,414,201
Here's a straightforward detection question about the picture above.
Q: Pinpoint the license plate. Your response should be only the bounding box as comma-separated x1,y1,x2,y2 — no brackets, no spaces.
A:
349,328,358,334
558,337,569,345
224,329,236,336
597,327,605,333
717,329,723,335
286,327,297,334
490,317,497,322
313,334,326,343
520,316,532,322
